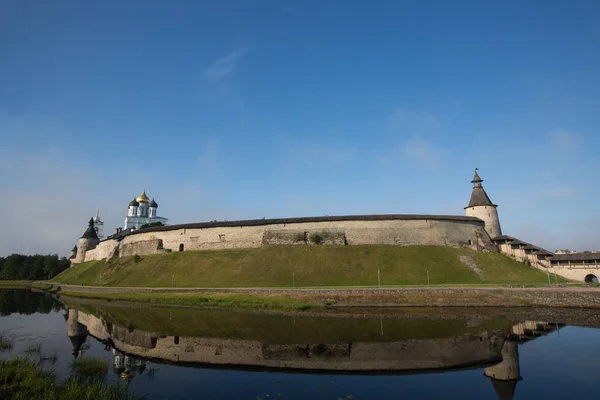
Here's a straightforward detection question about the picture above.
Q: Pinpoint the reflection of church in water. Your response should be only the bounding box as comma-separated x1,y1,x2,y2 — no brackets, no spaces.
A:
64,307,564,397
112,348,149,384
65,308,150,384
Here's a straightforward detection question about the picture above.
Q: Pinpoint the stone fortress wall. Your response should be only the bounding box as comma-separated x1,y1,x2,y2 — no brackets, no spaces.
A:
80,214,496,263
494,236,600,283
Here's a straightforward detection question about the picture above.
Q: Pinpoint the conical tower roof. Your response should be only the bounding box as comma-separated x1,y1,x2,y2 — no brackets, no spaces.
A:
489,378,519,400
80,218,99,240
466,169,497,208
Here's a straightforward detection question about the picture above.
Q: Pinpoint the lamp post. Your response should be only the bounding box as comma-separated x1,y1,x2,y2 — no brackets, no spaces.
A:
172,274,174,288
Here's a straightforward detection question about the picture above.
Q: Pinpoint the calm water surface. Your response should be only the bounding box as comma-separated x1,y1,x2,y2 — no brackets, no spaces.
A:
1,289,599,399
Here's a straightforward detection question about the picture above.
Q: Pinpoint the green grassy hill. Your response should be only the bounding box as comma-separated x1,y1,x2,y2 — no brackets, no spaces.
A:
52,245,559,287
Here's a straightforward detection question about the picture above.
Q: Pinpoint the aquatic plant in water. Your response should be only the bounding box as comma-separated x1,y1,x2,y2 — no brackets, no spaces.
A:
0,336,13,352
23,343,42,355
0,357,144,400
70,356,109,381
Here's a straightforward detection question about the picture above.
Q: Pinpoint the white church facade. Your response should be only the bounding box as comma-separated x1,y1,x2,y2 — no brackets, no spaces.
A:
124,189,169,230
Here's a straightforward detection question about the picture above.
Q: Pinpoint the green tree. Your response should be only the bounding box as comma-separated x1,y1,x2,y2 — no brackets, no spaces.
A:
139,222,164,230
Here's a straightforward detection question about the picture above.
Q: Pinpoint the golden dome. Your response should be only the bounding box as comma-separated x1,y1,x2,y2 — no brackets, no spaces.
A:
136,189,150,203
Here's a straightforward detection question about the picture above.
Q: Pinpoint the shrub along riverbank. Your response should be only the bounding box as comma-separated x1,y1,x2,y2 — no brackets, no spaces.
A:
53,245,561,288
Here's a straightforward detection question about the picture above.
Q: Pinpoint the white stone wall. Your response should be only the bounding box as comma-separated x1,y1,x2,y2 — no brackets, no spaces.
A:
82,239,119,262
496,242,600,282
466,205,502,239
75,217,493,263
497,243,550,270
118,219,490,255
548,263,600,282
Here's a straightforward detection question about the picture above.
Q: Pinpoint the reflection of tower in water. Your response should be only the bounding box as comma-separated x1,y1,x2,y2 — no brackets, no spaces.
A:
66,309,88,359
484,321,564,400
485,340,521,400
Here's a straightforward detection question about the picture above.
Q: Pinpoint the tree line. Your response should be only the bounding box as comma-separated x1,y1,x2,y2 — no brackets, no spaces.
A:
0,254,70,281
0,289,62,316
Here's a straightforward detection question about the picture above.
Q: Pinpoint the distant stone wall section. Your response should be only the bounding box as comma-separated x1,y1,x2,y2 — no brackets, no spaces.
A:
74,214,495,264
118,239,168,258
262,229,346,246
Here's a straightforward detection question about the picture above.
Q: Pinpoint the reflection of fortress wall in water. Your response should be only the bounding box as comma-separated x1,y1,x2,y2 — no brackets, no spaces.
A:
69,309,515,372
64,308,568,400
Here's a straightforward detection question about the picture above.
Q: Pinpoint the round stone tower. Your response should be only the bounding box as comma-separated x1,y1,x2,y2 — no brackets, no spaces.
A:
465,169,502,239
75,218,100,263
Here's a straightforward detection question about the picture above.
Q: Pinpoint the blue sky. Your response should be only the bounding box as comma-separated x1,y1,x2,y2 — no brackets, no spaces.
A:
1,0,599,256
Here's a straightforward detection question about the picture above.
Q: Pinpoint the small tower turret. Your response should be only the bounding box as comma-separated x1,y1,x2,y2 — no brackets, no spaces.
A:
69,245,78,260
465,169,502,239
75,218,100,263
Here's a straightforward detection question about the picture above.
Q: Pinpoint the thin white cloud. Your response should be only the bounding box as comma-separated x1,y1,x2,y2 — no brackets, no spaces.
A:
205,48,245,81
302,145,357,164
550,128,583,152
385,106,440,134
401,137,446,170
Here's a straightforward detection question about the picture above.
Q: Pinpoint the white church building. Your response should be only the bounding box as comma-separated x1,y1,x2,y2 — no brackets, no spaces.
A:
124,190,169,230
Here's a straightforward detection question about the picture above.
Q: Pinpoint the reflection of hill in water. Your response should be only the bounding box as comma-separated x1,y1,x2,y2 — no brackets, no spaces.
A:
64,305,560,374
61,301,520,344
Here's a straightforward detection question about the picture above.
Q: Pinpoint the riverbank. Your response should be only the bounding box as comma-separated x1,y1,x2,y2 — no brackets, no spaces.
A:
0,280,33,289
35,282,600,309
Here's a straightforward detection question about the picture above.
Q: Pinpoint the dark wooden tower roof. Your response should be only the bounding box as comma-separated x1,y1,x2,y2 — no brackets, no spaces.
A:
80,218,99,240
466,168,497,208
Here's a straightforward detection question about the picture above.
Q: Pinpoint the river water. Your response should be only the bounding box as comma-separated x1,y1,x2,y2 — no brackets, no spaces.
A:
1,289,599,399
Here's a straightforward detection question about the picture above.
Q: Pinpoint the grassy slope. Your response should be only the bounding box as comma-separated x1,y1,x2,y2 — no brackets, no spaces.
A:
52,245,559,287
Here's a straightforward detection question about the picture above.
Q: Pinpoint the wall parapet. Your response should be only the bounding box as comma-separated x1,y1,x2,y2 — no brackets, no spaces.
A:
130,214,484,236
